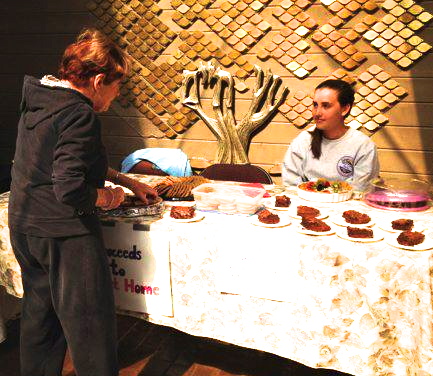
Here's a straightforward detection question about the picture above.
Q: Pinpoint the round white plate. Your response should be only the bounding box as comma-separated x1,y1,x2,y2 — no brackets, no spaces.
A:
250,216,292,228
386,235,433,251
330,214,375,228
166,212,205,223
336,228,384,243
262,197,292,211
288,206,328,220
296,223,336,236
378,221,425,233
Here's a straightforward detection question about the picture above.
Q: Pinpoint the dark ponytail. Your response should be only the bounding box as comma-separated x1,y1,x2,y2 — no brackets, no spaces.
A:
311,127,323,159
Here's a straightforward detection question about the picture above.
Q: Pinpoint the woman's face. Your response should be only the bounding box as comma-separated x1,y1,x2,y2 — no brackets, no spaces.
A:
92,78,121,112
312,87,351,135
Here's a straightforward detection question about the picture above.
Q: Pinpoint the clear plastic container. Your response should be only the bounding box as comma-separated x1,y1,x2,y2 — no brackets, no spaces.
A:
363,177,432,211
191,183,266,214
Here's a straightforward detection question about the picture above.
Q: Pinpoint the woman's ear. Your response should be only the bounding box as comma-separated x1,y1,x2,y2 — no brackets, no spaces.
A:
341,104,352,118
92,74,105,91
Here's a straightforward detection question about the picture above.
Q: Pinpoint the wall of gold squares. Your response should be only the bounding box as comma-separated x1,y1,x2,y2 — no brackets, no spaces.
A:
82,0,433,182
0,1,430,183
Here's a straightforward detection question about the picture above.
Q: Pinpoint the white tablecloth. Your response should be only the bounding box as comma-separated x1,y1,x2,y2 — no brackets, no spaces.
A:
2,189,433,375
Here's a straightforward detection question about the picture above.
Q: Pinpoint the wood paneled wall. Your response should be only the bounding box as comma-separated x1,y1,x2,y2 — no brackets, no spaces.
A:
0,0,432,185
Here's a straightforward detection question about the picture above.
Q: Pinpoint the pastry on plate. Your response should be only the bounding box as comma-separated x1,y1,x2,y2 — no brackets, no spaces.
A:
342,210,370,224
258,209,280,224
275,195,291,207
391,219,414,231
170,206,195,219
397,230,425,246
297,205,320,218
301,217,330,232
347,226,373,238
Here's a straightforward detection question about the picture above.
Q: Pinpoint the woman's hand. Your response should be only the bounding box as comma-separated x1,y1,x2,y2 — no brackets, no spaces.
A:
96,187,125,210
129,180,159,205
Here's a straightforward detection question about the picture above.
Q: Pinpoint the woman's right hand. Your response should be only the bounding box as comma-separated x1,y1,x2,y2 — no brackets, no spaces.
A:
96,187,125,210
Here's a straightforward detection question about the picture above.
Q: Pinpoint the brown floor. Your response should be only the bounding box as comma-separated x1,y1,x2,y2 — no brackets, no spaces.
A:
0,314,352,376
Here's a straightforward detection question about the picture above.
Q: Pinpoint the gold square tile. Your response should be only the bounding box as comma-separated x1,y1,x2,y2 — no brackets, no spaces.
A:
408,20,423,31
371,37,387,48
416,42,432,53
383,92,398,103
380,43,395,55
388,49,404,61
375,99,389,111
399,27,414,38
364,30,379,41
375,71,391,82
418,11,433,23
407,49,422,60
358,73,373,84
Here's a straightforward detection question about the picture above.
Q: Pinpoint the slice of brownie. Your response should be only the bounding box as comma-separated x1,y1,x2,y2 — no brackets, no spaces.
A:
258,209,280,224
347,226,373,238
391,219,414,231
343,210,371,224
275,195,291,207
297,205,320,218
301,217,330,232
397,230,425,246
170,206,195,219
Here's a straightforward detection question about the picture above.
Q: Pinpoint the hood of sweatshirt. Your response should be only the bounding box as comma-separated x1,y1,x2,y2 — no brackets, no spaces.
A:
20,75,93,129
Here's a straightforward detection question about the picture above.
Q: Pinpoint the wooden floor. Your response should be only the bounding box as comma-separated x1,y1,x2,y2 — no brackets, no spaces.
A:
0,314,352,376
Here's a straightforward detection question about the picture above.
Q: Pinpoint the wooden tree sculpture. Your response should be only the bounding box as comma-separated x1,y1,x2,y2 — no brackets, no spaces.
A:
181,61,289,164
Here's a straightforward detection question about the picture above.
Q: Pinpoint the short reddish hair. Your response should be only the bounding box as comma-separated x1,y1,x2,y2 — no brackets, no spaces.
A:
59,28,129,87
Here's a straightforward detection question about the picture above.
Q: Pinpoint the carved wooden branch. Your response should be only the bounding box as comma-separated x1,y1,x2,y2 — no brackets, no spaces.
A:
182,62,289,164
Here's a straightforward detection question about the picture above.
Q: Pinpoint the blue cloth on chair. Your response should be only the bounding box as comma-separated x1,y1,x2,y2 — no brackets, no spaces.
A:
120,148,193,177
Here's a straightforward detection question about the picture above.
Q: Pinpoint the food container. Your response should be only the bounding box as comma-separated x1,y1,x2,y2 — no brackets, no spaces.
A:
297,182,353,203
191,183,266,214
98,197,165,218
363,177,432,211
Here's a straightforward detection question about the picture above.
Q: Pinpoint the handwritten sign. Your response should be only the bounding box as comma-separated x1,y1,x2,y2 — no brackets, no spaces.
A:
101,221,173,317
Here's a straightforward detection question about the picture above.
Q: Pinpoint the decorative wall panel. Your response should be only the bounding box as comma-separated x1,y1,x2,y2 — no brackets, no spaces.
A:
86,0,432,142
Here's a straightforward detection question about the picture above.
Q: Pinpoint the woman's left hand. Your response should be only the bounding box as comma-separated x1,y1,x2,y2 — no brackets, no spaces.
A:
130,180,159,205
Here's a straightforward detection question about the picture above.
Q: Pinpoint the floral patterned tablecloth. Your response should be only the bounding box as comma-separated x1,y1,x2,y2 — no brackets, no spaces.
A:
2,188,433,376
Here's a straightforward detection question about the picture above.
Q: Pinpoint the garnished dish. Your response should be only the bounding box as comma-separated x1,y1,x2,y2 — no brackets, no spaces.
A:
168,206,204,223
251,209,291,228
337,227,384,242
297,179,353,203
387,230,433,251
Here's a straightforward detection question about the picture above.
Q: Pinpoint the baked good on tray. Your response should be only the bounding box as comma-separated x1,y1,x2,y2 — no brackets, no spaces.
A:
297,206,320,218
258,209,280,224
347,226,373,238
170,206,195,219
275,195,291,207
301,217,330,232
342,210,370,224
397,230,425,246
391,219,414,231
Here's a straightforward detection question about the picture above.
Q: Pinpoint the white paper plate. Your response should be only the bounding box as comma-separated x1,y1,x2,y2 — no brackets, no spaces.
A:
296,223,336,236
386,234,433,251
250,216,292,228
330,214,375,228
166,212,205,223
378,221,425,233
288,206,328,220
336,228,384,243
262,197,292,211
